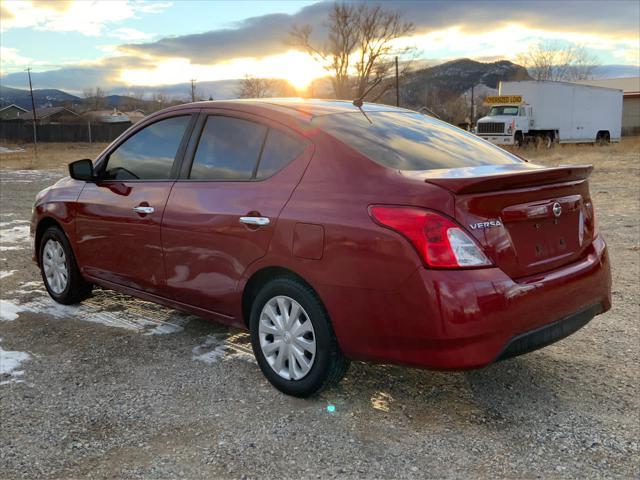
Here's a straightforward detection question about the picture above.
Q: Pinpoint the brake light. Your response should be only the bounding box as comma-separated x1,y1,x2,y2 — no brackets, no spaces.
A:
369,206,492,269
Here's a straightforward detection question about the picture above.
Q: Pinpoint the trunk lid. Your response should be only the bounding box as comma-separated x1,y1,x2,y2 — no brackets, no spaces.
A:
405,164,596,278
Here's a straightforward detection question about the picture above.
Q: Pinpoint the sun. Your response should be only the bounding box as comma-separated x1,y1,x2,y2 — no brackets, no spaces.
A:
259,50,327,91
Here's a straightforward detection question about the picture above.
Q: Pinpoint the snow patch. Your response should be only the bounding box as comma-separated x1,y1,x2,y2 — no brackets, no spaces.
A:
0,221,30,252
0,146,25,154
0,339,31,385
192,334,228,364
0,169,63,183
0,270,17,280
0,290,193,334
192,333,256,365
0,299,23,321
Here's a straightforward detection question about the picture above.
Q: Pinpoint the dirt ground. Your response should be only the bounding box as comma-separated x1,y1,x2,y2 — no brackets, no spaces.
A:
0,143,109,170
0,139,638,479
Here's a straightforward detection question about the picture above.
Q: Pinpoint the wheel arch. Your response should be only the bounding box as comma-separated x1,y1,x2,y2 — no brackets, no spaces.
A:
35,216,64,265
241,266,320,328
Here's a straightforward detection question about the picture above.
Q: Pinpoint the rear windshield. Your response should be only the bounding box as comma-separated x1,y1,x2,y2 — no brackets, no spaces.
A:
313,111,521,171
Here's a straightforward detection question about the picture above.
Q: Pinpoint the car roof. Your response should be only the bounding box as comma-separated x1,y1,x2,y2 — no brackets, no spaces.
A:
162,98,415,123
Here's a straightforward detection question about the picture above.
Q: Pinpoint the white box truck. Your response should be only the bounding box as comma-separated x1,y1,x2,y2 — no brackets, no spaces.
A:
476,80,623,148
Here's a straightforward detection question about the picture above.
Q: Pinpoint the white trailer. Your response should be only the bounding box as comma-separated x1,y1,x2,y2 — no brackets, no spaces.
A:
476,80,623,147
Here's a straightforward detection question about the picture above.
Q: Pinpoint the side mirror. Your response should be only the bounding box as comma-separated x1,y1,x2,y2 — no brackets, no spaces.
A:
69,159,96,181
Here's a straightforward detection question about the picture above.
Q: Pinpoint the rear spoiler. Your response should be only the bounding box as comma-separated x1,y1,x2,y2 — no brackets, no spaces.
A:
420,164,593,195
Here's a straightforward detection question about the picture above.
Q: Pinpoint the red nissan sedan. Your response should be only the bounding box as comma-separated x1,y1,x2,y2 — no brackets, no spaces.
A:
31,99,611,397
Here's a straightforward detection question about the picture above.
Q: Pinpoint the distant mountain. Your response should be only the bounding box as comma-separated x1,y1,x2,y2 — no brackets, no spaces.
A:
401,58,532,106
0,85,81,109
109,79,241,101
592,64,640,79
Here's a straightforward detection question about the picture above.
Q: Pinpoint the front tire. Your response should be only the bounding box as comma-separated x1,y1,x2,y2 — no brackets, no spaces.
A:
39,226,92,304
249,277,349,397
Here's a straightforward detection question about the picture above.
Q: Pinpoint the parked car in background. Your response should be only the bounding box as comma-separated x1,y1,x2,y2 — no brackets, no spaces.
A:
31,99,611,397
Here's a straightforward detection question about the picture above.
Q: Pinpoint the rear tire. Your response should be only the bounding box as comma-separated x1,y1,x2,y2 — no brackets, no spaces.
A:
249,276,349,397
39,226,92,304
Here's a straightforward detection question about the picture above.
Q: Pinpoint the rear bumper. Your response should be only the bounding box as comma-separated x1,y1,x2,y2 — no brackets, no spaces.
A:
495,303,602,362
321,235,611,369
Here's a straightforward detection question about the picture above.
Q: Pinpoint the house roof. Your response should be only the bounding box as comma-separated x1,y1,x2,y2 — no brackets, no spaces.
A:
574,77,640,95
0,104,28,113
20,106,81,121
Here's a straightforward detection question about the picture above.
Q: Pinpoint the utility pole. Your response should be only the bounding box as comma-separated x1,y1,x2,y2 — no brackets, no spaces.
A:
470,84,475,128
26,67,38,152
190,79,197,102
395,56,400,107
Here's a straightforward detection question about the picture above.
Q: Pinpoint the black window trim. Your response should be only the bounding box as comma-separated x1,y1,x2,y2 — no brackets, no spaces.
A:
178,112,310,183
95,112,198,183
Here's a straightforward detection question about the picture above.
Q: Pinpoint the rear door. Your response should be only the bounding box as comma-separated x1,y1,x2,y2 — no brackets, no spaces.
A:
161,111,312,318
75,113,194,294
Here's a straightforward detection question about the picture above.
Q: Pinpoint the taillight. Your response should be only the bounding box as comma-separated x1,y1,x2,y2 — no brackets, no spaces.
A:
369,206,492,269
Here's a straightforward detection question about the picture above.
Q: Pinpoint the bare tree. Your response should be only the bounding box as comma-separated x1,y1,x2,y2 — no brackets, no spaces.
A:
518,41,600,82
289,2,414,101
82,87,107,110
236,75,296,98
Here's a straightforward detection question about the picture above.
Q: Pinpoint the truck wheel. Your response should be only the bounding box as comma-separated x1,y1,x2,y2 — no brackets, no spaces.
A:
514,132,524,148
596,131,610,146
536,134,553,149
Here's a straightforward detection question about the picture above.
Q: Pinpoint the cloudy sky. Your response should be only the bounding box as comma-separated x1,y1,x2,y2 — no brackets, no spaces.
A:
1,0,639,94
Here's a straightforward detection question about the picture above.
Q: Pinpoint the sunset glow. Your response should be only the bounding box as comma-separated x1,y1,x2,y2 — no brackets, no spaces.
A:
118,50,328,91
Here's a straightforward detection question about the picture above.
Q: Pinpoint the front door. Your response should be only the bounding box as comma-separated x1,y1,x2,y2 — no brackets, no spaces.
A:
161,112,311,318
75,114,193,294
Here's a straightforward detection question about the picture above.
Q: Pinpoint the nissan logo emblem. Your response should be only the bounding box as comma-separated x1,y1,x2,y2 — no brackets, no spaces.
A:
552,202,562,217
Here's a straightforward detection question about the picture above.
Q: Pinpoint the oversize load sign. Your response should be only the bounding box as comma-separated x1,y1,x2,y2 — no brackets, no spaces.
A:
485,95,523,104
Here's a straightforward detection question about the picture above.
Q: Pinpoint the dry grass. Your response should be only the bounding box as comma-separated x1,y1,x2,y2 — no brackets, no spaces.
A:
0,136,638,172
0,143,109,170
512,136,640,167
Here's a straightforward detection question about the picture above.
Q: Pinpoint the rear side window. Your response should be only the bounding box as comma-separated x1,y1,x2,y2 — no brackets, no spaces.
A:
190,116,267,180
313,112,521,171
104,116,190,180
256,129,306,179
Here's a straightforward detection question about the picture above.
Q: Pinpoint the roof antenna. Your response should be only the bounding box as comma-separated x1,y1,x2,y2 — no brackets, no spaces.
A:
352,77,383,108
352,77,383,125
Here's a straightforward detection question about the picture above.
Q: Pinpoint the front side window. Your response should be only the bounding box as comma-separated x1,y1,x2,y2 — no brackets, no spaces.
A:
314,112,522,171
190,116,267,180
104,115,190,180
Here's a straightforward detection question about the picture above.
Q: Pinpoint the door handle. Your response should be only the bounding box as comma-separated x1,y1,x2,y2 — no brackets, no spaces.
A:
239,216,270,226
133,206,155,214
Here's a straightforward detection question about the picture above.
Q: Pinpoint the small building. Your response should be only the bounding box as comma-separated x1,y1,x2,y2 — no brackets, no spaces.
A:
20,107,82,125
0,104,28,121
83,108,134,124
575,77,640,136
125,109,146,124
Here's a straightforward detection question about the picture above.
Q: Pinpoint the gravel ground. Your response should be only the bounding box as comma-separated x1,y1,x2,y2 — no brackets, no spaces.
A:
0,143,638,479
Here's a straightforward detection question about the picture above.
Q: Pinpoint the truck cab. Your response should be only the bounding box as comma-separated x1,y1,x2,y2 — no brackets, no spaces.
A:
476,101,531,147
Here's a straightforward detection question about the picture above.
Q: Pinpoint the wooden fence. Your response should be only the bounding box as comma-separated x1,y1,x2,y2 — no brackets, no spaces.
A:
0,122,132,143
